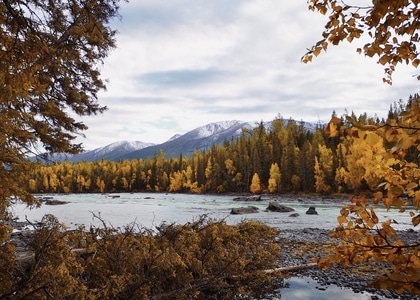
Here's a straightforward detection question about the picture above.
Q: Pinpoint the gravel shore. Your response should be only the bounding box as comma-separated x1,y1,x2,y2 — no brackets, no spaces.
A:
278,227,420,300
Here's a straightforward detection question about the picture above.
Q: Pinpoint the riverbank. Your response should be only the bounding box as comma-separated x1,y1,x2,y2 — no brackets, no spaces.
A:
6,219,419,299
278,228,420,300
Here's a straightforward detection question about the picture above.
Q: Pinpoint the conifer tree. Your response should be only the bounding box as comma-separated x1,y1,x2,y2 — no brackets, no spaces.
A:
0,0,124,242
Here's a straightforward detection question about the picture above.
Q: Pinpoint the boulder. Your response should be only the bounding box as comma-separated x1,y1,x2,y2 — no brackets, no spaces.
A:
232,195,262,201
306,207,318,215
289,213,300,217
230,206,259,215
43,199,69,205
266,201,294,212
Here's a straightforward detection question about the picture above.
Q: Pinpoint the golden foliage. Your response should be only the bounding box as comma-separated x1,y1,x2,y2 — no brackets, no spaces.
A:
304,0,420,83
250,173,262,194
321,99,420,295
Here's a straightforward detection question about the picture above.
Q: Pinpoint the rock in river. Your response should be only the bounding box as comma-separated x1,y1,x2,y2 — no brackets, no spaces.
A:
230,206,259,215
266,201,294,212
232,195,262,201
306,207,318,215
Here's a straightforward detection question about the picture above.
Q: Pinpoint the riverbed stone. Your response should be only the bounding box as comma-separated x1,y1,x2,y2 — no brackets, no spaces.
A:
230,206,259,215
305,206,318,215
266,201,294,212
232,195,262,201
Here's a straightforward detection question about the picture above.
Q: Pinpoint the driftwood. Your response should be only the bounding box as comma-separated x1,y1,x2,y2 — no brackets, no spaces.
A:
264,262,317,273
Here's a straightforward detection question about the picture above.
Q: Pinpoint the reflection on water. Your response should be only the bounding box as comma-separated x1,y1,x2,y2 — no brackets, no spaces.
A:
281,276,378,300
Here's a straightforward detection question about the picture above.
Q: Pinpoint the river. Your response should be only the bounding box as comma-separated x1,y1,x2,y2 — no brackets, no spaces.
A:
10,192,415,231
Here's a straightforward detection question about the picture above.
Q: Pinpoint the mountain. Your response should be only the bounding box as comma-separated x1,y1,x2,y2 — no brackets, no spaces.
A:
78,141,156,161
37,119,322,163
35,140,155,163
120,120,254,160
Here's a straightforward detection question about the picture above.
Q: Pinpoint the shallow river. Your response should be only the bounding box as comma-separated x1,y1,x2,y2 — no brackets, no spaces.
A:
11,192,415,231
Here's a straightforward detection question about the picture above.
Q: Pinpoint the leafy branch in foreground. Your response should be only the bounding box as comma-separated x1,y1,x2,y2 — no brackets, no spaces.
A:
319,98,420,295
304,0,420,84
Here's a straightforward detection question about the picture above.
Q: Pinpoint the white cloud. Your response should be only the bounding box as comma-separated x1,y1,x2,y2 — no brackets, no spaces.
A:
77,0,419,149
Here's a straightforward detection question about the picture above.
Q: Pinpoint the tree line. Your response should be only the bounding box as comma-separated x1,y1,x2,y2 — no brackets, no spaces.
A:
27,95,419,196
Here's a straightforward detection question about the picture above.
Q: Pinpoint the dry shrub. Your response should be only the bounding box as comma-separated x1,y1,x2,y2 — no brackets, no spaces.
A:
2,215,281,299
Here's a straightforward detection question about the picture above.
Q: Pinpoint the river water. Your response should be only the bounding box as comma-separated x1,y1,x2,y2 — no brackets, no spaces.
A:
11,192,415,231
10,193,417,300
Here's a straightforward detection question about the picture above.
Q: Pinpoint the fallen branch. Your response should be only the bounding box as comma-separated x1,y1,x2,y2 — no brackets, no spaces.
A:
264,262,317,273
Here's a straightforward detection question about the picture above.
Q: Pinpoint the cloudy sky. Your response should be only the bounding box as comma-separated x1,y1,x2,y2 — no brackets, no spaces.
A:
77,0,419,150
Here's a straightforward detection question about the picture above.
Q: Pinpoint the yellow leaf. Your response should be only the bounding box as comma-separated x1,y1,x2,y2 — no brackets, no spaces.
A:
392,196,404,209
383,197,392,210
337,215,347,224
413,214,420,227
313,46,322,57
406,182,418,191
370,208,379,224
414,190,420,209
302,55,313,63
379,55,389,65
373,191,383,204
388,185,404,198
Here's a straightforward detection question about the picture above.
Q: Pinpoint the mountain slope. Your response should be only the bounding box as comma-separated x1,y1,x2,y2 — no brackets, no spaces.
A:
120,120,253,160
36,140,155,163
79,141,156,161
38,119,323,163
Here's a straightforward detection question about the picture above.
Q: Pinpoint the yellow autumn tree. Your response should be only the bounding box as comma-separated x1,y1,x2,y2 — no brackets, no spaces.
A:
315,144,334,193
314,157,330,194
250,173,261,194
268,163,281,193
338,129,387,191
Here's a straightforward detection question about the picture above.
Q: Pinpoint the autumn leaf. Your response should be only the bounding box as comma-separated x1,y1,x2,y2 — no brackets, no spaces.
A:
338,215,348,224
412,214,420,227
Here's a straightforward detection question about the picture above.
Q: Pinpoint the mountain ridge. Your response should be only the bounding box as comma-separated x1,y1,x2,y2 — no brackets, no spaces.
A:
40,119,321,163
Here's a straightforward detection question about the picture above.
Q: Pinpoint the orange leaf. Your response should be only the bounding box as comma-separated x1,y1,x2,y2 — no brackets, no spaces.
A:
313,46,322,57
413,214,420,227
338,215,348,224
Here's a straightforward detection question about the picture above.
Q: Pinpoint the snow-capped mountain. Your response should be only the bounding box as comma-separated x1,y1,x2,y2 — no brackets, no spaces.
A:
88,141,154,158
77,141,155,161
38,119,322,163
121,120,253,160
182,120,247,140
34,140,155,163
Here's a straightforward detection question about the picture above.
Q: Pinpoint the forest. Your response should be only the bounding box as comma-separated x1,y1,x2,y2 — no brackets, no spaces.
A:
27,95,419,196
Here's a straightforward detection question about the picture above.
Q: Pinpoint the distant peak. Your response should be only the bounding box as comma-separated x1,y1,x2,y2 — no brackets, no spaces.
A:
167,134,182,142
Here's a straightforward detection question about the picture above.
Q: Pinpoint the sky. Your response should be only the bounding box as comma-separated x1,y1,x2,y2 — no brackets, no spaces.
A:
77,0,419,150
